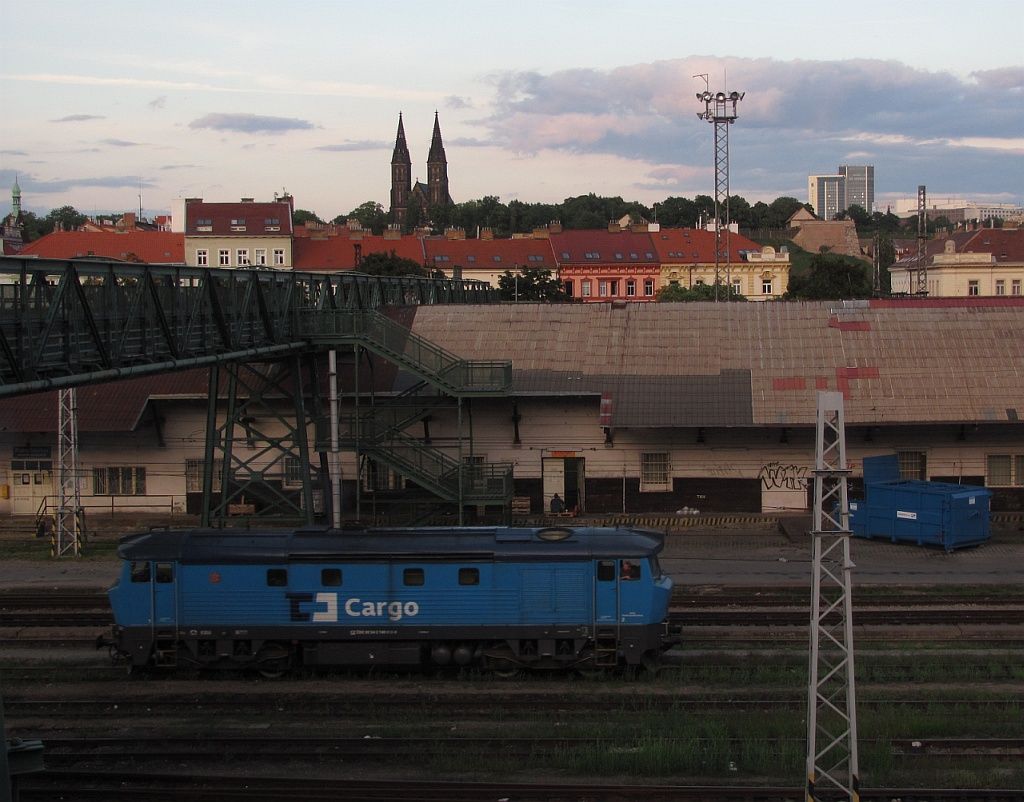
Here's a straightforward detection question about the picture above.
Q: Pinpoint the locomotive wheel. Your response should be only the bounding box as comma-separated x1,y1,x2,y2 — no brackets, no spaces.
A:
487,658,522,679
255,643,292,679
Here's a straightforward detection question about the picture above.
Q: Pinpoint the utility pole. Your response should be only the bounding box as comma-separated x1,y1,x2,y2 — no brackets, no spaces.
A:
696,75,743,301
805,390,860,800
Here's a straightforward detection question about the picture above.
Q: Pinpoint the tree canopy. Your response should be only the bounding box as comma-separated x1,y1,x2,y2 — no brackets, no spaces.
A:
497,268,567,302
40,205,87,235
785,253,873,300
656,282,746,302
292,208,324,226
356,250,431,277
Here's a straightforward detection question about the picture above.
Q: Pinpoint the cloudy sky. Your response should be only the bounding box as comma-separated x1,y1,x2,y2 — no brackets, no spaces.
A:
2,0,1022,221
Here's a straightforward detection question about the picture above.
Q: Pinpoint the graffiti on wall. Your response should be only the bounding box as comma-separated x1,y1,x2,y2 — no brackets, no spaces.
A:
758,461,809,491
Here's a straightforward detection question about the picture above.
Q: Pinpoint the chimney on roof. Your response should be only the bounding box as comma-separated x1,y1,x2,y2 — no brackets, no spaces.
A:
548,220,563,234
120,212,136,230
531,227,550,240
445,227,466,240
480,227,494,241
607,220,621,233
383,225,401,240
241,197,254,203
629,222,648,233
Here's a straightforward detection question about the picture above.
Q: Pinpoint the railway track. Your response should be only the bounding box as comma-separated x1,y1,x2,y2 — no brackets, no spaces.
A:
15,770,1024,802
8,693,1024,720
33,734,1024,761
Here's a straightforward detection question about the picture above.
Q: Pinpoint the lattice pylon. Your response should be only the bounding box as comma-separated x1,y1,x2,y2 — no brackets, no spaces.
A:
54,387,86,557
805,390,860,801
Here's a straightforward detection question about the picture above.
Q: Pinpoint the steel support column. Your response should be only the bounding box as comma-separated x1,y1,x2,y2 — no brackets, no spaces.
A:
805,390,860,801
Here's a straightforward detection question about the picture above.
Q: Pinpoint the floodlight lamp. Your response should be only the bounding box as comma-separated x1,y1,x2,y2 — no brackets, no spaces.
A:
729,91,740,100
715,92,726,102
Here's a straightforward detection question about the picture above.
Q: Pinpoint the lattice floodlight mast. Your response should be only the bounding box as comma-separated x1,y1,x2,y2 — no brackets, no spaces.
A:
55,387,86,557
805,391,860,800
696,82,743,301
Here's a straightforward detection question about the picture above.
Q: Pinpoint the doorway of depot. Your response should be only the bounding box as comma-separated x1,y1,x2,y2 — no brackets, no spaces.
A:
542,456,585,514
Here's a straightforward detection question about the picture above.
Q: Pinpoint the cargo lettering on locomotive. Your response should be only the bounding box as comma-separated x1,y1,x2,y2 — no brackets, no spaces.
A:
345,598,420,622
286,592,420,622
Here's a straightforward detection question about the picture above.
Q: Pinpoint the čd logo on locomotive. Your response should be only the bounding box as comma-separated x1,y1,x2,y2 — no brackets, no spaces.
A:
286,592,420,623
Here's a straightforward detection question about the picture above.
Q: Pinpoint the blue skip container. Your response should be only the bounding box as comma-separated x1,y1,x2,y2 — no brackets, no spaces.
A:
850,455,992,551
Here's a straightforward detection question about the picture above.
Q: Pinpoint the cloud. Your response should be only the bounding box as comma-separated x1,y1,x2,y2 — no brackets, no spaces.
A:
476,56,1024,200
189,112,316,134
100,138,142,147
1,149,28,156
159,164,200,170
315,140,388,152
0,170,155,194
148,96,167,110
50,114,105,123
444,95,473,110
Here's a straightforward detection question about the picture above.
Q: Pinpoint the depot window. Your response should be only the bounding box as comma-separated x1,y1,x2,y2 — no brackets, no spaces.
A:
987,454,1024,486
266,569,288,587
130,561,151,583
403,568,425,586
93,466,146,496
597,560,615,581
640,452,671,492
321,568,342,586
897,451,927,481
458,568,479,586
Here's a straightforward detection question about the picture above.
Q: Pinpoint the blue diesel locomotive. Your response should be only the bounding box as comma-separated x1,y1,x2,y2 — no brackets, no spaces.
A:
107,525,677,675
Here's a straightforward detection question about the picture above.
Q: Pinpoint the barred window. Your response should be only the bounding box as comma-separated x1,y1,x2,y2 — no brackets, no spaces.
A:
185,458,223,493
283,456,306,488
93,466,146,496
897,451,927,481
987,454,1024,486
640,452,671,492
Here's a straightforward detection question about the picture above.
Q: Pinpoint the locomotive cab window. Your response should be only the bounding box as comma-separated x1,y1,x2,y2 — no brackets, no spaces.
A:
321,568,342,587
266,568,288,587
155,563,174,584
620,560,640,581
458,567,479,586
403,568,425,586
130,561,151,583
597,560,615,582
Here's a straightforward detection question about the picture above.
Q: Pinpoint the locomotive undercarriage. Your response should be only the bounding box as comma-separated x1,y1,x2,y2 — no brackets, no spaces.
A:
110,623,673,675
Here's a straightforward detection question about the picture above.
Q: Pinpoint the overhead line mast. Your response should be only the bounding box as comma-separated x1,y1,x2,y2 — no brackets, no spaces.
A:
805,391,860,800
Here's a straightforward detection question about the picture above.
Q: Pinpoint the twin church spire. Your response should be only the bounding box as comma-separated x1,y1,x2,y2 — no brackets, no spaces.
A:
389,112,451,228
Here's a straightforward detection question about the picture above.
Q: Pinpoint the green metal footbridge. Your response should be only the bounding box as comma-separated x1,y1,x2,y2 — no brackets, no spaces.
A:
0,257,514,528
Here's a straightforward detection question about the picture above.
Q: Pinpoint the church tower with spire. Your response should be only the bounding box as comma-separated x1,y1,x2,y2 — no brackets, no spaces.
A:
388,112,453,230
389,113,412,227
426,111,451,208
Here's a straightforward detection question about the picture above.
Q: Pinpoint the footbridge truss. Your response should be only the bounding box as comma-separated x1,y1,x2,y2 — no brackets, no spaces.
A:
0,257,514,529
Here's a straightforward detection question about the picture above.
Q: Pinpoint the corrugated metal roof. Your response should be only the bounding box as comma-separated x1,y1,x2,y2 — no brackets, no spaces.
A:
408,299,1024,427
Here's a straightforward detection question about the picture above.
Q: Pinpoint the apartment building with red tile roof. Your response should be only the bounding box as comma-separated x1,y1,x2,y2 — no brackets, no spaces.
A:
651,226,791,300
293,231,425,272
549,227,660,301
891,226,1024,296
423,232,557,284
182,197,294,268
18,230,184,264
